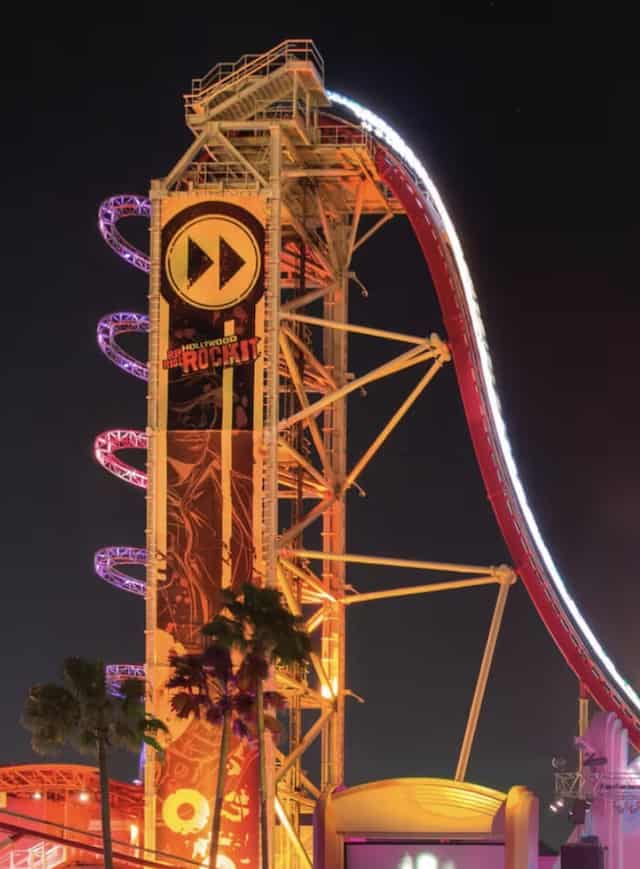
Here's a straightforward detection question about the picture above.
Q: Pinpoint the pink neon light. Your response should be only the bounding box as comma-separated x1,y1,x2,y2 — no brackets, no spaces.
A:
94,429,147,488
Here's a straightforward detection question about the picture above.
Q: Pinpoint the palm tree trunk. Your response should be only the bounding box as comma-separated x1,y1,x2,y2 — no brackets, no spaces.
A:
97,738,113,869
257,680,269,869
210,709,231,869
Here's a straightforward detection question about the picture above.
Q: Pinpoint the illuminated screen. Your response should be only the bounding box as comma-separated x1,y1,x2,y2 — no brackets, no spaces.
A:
345,842,505,869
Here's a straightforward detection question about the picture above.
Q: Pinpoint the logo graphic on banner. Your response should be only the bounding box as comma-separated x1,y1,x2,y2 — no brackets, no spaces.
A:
165,213,261,309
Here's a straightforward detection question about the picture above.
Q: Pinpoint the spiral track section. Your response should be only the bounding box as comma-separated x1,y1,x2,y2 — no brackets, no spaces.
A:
95,195,150,693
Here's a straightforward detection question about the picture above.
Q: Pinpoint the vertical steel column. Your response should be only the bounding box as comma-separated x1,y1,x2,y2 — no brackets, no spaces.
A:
320,223,349,789
264,127,282,591
144,179,164,852
264,125,283,869
578,682,590,776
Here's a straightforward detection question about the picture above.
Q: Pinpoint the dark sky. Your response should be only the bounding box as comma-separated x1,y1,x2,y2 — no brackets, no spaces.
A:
4,3,638,850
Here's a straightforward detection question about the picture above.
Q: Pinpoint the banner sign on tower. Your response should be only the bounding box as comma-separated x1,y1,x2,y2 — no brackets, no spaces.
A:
150,194,266,866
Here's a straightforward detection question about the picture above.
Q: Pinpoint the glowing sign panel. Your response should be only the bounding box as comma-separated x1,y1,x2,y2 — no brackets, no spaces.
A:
345,843,505,869
152,196,265,867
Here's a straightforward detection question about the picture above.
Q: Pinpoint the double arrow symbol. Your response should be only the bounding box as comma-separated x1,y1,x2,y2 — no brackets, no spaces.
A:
187,235,246,290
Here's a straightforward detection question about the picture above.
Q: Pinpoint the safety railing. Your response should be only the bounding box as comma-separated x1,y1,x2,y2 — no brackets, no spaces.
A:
185,40,323,113
0,843,66,869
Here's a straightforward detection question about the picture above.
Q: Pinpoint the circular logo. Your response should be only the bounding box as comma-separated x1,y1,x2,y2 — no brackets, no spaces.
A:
162,787,210,835
165,214,261,310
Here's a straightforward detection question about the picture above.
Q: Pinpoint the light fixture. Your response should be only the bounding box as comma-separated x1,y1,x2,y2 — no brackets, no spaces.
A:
33,791,43,800
78,790,90,803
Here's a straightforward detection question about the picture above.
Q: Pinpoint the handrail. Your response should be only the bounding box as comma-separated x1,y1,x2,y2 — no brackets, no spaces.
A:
186,39,323,110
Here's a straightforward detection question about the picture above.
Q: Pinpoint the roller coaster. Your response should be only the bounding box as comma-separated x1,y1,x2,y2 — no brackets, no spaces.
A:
1,39,638,869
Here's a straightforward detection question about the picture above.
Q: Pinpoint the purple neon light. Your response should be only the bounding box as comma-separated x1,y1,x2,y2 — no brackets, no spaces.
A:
94,197,152,695
94,546,147,596
105,664,147,697
98,195,150,273
94,429,147,488
97,312,149,381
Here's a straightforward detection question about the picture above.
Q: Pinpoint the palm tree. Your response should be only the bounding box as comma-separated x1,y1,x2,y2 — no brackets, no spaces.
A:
203,582,311,869
167,644,255,869
22,657,167,869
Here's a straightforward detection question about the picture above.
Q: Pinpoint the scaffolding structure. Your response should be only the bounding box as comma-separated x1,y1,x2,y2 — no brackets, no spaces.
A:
136,41,514,866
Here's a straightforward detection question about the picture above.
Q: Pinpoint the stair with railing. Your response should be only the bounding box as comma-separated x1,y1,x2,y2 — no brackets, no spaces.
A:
0,842,66,869
184,39,325,126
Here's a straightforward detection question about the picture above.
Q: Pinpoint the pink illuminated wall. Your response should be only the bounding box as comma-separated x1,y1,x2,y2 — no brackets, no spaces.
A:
345,842,504,868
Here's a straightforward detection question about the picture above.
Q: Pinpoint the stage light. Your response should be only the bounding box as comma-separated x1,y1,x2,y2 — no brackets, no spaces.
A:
33,791,42,800
78,790,90,803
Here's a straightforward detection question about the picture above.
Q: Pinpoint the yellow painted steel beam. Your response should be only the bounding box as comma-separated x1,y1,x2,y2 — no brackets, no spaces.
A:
304,606,326,633
274,750,321,801
276,565,302,617
454,577,513,782
275,707,334,784
278,438,331,491
347,181,365,262
314,187,339,272
277,496,336,548
343,355,448,491
352,212,394,252
279,332,335,482
308,651,334,700
578,685,590,774
281,286,333,313
274,670,330,709
342,576,500,605
280,325,338,391
275,789,317,812
282,548,508,577
274,798,312,868
162,128,209,190
278,346,438,431
212,128,268,187
285,208,335,278
279,557,336,601
283,169,362,178
282,311,431,346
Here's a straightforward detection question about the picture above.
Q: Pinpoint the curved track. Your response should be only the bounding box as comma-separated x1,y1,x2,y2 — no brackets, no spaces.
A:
327,91,640,748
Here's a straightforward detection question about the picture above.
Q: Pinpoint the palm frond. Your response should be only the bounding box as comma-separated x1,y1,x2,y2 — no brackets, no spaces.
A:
63,657,107,703
171,691,203,719
143,732,166,759
69,727,99,757
201,645,233,682
201,615,246,651
22,683,80,754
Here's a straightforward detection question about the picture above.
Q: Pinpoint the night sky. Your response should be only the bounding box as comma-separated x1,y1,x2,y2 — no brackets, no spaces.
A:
5,4,638,850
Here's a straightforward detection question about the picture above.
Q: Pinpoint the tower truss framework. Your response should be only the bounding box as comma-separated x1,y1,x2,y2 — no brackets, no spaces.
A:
84,39,640,869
